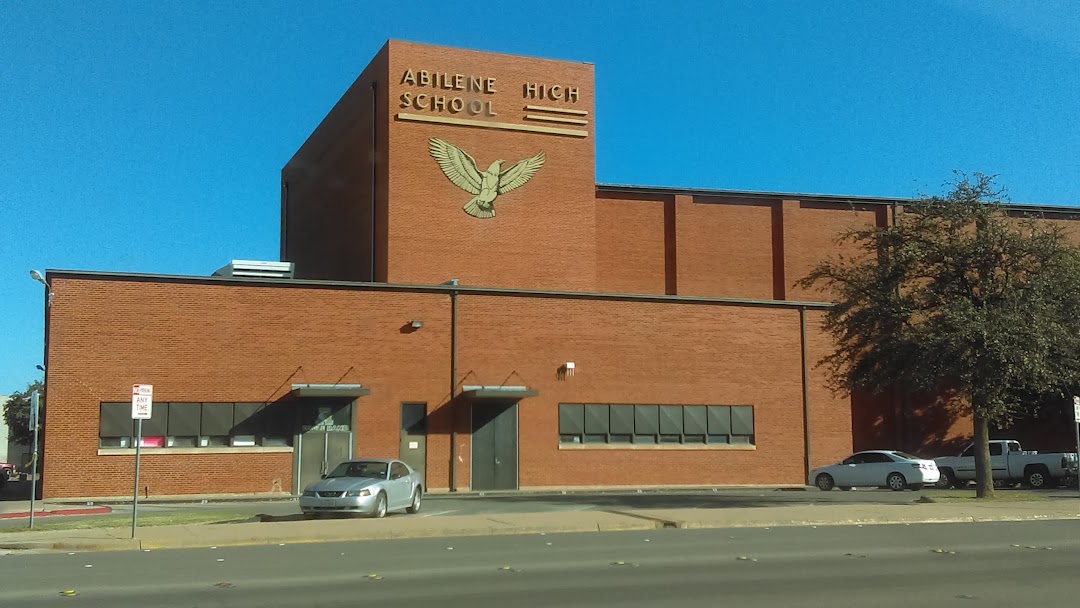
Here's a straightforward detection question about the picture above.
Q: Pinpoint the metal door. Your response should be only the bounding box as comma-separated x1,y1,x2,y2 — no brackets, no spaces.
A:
296,431,354,493
471,402,518,491
399,403,427,484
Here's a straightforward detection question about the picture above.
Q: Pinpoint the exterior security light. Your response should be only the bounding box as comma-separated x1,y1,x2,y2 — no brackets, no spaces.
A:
410,320,424,329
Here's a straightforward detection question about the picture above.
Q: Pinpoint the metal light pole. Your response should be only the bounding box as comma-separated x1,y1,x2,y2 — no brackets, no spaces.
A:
28,270,51,529
29,390,40,529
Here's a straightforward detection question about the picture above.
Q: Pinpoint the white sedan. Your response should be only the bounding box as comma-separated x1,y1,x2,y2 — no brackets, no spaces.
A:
811,450,939,491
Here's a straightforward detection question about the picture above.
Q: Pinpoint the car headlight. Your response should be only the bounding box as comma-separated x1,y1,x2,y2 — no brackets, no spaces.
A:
302,490,316,497
346,489,372,497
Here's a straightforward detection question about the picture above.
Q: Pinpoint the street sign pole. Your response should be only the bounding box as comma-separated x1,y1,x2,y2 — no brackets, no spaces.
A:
132,418,142,539
130,384,153,539
29,390,40,530
1073,397,1080,504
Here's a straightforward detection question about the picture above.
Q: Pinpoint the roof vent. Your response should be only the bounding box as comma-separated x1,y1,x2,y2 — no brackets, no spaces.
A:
212,260,294,279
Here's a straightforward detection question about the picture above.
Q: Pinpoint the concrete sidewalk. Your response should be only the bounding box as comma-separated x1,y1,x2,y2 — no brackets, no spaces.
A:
1,500,1077,553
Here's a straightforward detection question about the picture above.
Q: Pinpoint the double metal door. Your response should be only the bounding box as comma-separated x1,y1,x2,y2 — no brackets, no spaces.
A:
296,431,353,494
471,403,518,491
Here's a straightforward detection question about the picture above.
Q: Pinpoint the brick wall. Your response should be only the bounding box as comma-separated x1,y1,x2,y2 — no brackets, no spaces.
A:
595,191,668,294
282,43,389,282
43,275,842,496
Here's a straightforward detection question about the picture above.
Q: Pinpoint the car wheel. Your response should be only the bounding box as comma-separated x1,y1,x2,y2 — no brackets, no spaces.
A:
886,472,907,491
371,492,387,518
815,473,835,491
1026,467,1050,489
406,488,423,514
935,468,956,489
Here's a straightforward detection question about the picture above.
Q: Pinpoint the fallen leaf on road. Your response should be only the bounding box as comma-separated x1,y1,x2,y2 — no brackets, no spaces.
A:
59,589,77,597
213,582,234,589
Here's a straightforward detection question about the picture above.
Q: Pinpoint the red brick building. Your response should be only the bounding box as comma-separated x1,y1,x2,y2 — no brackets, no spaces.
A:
38,41,1078,498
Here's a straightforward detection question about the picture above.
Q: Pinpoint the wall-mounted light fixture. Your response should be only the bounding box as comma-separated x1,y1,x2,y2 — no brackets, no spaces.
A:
557,361,576,380
409,320,424,329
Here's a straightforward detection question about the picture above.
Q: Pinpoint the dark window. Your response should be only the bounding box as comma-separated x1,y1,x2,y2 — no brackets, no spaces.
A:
557,403,756,446
659,405,683,435
99,403,133,438
634,405,659,435
860,453,889,463
584,405,609,434
558,404,585,435
390,462,409,479
99,401,294,449
731,406,754,436
401,402,427,434
167,402,201,437
683,407,707,436
960,445,975,458
989,443,1003,456
707,406,732,435
609,405,634,435
232,402,265,436
201,403,234,436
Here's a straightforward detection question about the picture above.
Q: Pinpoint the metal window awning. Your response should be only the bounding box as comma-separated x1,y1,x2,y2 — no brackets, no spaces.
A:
460,385,539,400
290,383,371,398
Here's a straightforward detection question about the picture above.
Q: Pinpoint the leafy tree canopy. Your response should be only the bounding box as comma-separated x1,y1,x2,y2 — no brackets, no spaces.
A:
4,379,44,446
800,173,1080,496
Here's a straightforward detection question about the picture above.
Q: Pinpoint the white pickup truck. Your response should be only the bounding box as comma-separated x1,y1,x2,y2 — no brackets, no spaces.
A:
934,440,1079,489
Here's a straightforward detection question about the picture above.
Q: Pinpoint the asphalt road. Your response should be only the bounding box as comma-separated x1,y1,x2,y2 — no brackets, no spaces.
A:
1,520,1077,607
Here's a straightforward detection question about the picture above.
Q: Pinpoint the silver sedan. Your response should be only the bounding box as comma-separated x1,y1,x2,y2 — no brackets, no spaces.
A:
300,458,423,518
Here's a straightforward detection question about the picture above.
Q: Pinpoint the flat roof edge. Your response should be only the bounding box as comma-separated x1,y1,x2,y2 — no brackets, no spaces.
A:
43,269,834,310
596,183,1080,213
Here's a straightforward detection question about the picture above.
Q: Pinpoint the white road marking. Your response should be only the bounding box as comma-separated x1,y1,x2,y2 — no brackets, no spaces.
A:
420,510,458,518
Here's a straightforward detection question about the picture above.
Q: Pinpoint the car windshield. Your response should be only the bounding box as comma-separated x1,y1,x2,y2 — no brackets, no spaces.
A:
325,461,389,479
891,451,922,461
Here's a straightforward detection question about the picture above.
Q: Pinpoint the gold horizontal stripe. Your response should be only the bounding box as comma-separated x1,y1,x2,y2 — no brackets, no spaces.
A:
395,113,588,137
524,104,589,116
525,114,589,126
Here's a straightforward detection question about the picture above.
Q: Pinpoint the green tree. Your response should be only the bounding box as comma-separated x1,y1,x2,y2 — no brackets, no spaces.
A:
3,379,44,446
800,173,1080,498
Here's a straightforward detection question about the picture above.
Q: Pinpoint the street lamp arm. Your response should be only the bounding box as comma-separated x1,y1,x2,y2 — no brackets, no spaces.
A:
29,269,53,306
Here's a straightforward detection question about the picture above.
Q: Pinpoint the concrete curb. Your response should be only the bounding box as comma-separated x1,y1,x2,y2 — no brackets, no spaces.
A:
666,513,1080,529
0,538,140,552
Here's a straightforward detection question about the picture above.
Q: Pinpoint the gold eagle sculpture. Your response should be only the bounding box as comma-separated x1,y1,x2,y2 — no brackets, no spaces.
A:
427,137,545,219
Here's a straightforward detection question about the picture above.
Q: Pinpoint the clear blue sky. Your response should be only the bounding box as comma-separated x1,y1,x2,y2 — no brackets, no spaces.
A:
2,1,1079,393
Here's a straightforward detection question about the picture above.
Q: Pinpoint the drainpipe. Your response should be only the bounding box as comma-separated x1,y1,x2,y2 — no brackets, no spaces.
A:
444,279,460,491
800,306,812,484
